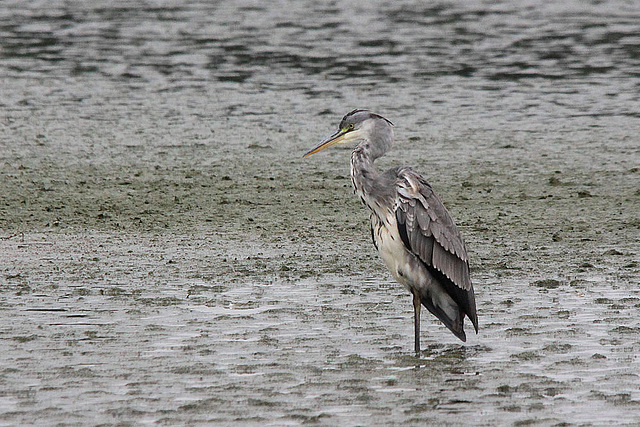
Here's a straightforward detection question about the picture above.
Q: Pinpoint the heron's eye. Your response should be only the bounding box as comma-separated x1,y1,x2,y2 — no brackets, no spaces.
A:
347,123,354,131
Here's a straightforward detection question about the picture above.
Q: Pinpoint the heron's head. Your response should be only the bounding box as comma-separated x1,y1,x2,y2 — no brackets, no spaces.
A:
303,109,393,157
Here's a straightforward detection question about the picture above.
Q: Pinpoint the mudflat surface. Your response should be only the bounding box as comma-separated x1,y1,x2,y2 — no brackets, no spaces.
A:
1,1,640,425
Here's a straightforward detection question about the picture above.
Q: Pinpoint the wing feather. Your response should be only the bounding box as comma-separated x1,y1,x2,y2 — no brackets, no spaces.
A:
395,168,477,331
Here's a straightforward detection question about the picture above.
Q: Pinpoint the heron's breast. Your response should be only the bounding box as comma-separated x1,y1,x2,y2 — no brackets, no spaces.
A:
371,213,416,290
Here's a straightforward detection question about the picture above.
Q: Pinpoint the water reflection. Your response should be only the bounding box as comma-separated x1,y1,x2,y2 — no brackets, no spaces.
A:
2,1,638,88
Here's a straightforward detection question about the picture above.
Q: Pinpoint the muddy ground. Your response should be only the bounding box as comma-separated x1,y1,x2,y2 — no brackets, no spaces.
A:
1,77,639,426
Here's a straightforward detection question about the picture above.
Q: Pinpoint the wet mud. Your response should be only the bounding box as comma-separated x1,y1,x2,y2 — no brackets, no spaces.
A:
1,1,640,425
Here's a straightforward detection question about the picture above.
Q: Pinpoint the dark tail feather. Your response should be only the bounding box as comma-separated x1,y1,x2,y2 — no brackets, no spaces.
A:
465,286,479,334
419,294,467,342
425,265,479,337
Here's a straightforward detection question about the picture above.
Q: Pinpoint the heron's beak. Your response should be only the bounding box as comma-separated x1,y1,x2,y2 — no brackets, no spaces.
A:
303,128,350,157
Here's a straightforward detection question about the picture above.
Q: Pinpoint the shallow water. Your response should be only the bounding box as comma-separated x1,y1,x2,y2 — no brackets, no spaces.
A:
1,0,640,425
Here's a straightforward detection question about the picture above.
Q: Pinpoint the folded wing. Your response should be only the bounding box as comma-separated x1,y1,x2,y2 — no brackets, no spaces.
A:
395,168,478,333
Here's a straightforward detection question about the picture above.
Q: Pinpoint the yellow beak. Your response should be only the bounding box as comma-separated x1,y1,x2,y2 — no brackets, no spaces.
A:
303,128,350,157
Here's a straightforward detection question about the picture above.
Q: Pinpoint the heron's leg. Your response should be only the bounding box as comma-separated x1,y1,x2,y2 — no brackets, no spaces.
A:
413,291,421,355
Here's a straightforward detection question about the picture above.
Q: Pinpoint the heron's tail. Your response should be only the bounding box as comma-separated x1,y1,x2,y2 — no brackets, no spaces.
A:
419,292,467,342
417,267,478,342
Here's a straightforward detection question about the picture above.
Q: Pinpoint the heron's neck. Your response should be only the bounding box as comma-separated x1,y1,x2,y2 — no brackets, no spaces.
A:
349,120,393,199
350,141,383,199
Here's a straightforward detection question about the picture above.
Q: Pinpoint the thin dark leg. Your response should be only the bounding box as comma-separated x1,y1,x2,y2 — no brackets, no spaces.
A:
413,291,421,356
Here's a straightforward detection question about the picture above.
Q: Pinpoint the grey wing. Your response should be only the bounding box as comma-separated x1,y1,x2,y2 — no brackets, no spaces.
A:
395,168,478,331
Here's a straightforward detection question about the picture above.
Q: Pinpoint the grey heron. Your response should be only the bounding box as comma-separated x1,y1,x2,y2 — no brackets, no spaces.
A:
304,109,478,355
